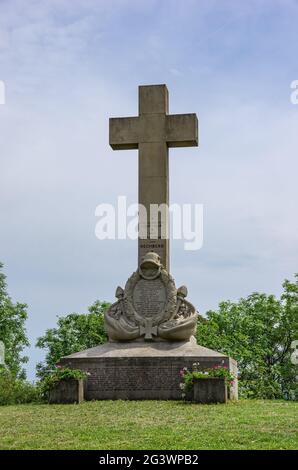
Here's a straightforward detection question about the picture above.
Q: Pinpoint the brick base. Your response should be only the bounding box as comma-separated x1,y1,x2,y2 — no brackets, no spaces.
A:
60,353,238,400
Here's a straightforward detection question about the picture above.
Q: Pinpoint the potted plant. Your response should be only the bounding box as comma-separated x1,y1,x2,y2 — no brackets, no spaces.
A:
180,363,234,404
41,366,89,404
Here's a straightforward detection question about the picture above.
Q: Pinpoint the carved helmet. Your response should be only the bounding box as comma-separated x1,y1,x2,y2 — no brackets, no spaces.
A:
140,251,162,269
139,252,163,280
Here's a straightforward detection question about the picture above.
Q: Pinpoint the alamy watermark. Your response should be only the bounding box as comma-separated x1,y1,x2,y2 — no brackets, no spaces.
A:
290,80,298,105
0,80,5,105
95,196,203,251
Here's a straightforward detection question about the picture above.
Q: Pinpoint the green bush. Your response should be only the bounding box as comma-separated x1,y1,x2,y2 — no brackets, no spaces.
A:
0,262,30,379
39,366,88,397
36,300,109,380
197,275,298,400
180,365,235,399
0,366,39,405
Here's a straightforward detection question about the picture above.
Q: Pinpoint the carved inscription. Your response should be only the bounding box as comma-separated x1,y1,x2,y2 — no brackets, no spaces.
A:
139,240,166,268
133,278,166,318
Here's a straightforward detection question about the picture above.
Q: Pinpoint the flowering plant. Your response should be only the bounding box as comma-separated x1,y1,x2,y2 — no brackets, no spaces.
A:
40,366,89,394
179,363,235,398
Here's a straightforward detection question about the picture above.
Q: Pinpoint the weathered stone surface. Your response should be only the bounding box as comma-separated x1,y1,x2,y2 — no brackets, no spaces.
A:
62,336,224,359
104,251,197,342
139,84,168,115
133,278,166,317
48,379,84,404
60,338,238,400
193,378,227,404
109,84,198,271
166,114,198,147
107,84,200,344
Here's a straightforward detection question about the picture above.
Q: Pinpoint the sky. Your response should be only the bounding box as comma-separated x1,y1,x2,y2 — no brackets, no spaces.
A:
0,0,297,380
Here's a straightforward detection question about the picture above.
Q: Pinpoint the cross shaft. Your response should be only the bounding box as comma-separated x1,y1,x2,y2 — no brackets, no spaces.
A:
109,85,198,271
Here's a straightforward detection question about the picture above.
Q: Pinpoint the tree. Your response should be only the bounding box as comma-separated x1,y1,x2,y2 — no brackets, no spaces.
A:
36,300,109,379
197,275,298,399
0,262,29,379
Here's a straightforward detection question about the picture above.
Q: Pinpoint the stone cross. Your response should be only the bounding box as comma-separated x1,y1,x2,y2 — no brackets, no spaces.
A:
139,318,158,341
109,84,198,271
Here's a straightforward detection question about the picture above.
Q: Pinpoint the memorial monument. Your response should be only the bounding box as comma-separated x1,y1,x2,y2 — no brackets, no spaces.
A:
61,85,238,400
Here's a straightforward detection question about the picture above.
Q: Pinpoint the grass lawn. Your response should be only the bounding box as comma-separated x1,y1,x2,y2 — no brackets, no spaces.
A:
0,399,297,450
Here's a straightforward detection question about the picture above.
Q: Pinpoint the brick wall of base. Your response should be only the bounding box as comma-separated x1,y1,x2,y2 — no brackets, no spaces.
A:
60,356,238,401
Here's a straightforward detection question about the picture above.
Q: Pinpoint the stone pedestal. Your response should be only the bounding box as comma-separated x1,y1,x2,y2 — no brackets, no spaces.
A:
193,378,227,404
60,338,238,401
48,379,84,404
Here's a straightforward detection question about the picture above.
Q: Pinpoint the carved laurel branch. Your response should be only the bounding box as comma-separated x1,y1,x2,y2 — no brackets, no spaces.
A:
183,298,196,316
123,271,141,324
106,300,120,318
158,270,177,324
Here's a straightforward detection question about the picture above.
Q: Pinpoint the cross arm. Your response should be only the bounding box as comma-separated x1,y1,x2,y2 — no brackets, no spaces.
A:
109,116,139,150
166,113,198,148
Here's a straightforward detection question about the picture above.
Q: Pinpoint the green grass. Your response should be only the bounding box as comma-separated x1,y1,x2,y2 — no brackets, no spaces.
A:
0,400,297,450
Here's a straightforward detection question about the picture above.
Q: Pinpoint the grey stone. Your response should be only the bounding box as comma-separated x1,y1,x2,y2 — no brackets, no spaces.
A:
48,379,84,404
63,336,225,359
104,251,198,342
193,378,227,404
109,84,198,271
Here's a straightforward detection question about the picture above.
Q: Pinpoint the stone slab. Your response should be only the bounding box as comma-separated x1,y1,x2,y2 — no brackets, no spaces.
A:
62,337,224,359
193,378,227,404
48,379,84,404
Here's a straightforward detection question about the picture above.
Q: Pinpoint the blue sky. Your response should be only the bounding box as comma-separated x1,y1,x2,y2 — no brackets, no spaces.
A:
0,0,297,379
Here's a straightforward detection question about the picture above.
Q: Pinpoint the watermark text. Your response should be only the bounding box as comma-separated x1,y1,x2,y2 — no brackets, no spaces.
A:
95,197,203,251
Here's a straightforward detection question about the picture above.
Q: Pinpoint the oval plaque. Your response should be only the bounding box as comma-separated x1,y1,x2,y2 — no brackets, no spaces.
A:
132,278,166,319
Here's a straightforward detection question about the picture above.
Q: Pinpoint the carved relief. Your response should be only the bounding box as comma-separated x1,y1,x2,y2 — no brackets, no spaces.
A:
105,251,197,342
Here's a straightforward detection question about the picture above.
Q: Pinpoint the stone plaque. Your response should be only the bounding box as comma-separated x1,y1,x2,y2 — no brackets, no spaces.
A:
133,278,166,318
